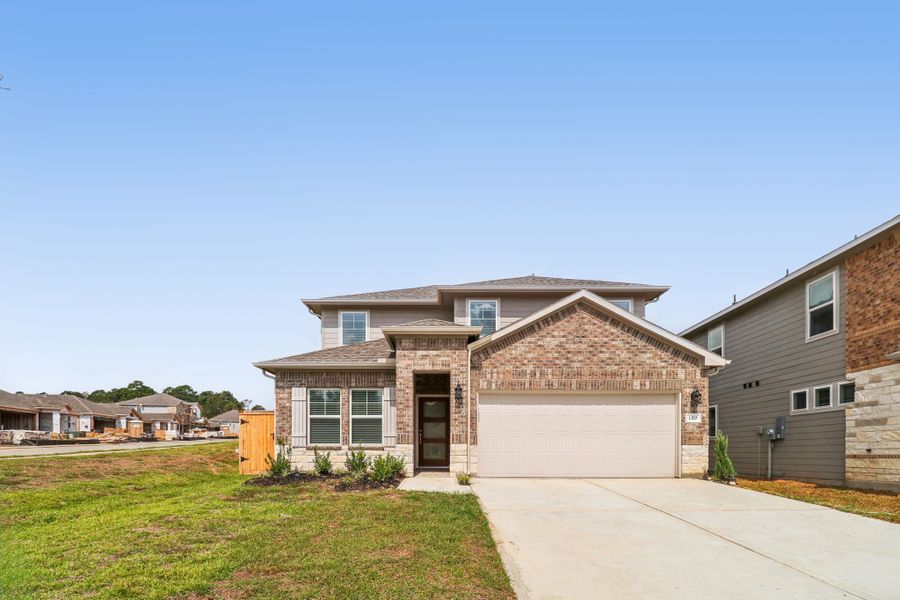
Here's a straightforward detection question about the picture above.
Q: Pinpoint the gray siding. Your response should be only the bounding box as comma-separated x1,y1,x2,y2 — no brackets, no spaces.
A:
695,266,847,484
321,305,454,348
453,293,645,327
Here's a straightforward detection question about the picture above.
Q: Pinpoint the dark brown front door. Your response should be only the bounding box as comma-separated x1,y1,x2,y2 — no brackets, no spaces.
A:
418,396,450,467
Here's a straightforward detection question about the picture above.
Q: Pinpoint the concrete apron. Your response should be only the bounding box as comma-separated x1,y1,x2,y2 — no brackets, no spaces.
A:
397,471,472,494
473,478,900,600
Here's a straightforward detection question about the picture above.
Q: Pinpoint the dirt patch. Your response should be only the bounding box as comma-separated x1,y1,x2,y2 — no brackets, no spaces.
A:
739,478,900,524
244,471,403,492
244,471,336,487
334,477,403,492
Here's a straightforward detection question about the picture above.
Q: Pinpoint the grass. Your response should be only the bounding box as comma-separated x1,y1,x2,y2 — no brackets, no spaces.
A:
738,477,900,524
0,442,513,599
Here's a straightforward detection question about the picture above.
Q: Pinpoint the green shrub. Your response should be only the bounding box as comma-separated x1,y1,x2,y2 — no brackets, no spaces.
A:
313,447,333,476
265,438,292,478
713,430,737,481
371,453,406,483
345,447,371,474
340,469,368,487
456,472,471,486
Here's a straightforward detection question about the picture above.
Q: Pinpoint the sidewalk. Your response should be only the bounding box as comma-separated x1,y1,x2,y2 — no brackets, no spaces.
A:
0,438,233,459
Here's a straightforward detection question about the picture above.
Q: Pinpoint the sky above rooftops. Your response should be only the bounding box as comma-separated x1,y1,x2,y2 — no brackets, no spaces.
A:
1,2,897,406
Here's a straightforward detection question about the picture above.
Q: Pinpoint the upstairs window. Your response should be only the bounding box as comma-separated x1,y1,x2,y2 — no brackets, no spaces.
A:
608,299,633,313
309,389,341,444
468,300,498,336
707,325,724,356
791,389,808,411
807,272,837,339
340,311,368,345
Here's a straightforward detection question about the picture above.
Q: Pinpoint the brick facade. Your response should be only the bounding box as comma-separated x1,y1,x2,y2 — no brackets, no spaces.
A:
845,230,899,372
471,301,711,475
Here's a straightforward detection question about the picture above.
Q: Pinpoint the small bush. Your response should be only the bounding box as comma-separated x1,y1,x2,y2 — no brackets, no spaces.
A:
713,430,737,482
266,438,292,478
313,447,333,476
371,453,406,483
456,472,471,486
340,469,368,487
345,447,371,475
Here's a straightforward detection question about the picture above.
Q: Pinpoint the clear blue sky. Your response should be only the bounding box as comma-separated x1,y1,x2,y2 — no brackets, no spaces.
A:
2,2,897,407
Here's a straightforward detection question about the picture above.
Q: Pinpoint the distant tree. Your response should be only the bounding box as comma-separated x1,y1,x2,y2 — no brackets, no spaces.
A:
62,390,86,398
197,390,243,418
163,385,199,403
250,404,266,411
87,380,157,404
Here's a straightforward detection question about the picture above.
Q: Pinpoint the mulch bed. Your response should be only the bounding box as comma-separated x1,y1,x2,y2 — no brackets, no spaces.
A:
245,471,404,491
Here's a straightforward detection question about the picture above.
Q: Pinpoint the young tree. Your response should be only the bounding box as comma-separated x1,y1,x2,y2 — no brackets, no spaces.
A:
713,430,737,482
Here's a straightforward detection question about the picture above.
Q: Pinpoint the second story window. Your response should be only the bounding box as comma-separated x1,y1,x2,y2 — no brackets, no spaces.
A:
707,325,724,356
807,271,837,339
340,311,368,345
468,300,498,336
608,299,633,313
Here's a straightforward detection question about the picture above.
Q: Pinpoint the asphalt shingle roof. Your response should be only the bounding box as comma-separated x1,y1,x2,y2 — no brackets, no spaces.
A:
255,338,394,367
118,393,187,408
209,409,240,424
0,389,128,417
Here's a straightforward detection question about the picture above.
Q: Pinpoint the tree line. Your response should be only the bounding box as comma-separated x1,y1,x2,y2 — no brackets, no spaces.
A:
61,380,265,418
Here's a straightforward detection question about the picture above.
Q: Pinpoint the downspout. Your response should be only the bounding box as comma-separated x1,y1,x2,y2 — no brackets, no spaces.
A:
466,347,472,475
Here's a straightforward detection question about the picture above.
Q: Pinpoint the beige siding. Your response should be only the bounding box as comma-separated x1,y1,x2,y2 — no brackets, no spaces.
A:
321,306,454,349
454,293,645,327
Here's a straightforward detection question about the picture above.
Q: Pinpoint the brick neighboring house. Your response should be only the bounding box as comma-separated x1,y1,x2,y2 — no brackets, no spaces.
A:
682,215,899,491
254,276,728,477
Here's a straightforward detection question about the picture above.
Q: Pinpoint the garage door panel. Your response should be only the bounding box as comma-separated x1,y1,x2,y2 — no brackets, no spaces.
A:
478,393,677,477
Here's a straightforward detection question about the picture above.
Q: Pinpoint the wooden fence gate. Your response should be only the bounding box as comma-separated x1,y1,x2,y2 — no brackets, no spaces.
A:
238,411,275,475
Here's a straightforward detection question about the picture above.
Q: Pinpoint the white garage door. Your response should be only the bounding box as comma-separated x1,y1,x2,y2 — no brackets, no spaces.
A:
478,393,678,477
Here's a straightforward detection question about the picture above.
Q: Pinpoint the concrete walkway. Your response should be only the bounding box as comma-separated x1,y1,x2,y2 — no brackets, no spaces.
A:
473,478,900,600
398,471,472,493
0,438,233,458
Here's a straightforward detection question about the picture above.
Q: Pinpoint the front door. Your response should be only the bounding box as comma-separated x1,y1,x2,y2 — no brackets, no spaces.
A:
418,396,450,467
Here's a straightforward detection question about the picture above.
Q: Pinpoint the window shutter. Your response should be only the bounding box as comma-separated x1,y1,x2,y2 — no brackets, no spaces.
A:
383,386,396,446
291,387,307,447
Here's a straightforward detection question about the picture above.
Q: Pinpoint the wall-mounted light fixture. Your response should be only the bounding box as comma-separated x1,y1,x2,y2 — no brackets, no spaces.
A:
690,387,702,407
454,383,463,405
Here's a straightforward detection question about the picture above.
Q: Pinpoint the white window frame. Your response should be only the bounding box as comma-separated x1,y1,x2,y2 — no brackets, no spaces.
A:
813,384,833,409
349,388,383,447
790,388,810,414
707,325,724,357
708,404,718,439
607,298,634,313
806,270,839,342
338,310,369,346
307,388,342,446
467,299,500,336
838,381,856,405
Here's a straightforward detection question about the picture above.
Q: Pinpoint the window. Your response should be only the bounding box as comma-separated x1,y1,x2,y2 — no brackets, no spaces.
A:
708,405,718,438
707,325,724,356
839,382,856,405
814,385,832,409
791,389,808,411
308,389,341,444
340,311,368,345
807,272,837,339
468,300,498,336
350,389,382,445
608,298,633,313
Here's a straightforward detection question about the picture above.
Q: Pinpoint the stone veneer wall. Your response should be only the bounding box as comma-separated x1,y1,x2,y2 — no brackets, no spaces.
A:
846,362,900,491
471,301,711,477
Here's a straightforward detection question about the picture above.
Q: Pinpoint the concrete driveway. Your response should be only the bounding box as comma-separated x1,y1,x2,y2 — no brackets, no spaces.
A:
473,478,900,600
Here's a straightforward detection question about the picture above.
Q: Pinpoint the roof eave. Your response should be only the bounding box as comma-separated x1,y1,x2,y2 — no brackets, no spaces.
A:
680,215,899,337
253,359,397,371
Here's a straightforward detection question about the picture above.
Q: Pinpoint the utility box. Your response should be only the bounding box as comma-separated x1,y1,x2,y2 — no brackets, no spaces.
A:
771,416,786,440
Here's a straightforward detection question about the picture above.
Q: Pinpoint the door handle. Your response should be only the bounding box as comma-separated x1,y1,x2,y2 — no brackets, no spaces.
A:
418,429,422,445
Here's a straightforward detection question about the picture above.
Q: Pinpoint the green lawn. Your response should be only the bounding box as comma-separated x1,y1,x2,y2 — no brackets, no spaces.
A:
0,442,513,599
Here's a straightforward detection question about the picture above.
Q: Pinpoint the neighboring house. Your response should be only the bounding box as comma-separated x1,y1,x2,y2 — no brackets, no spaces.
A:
117,393,194,435
254,275,728,477
0,389,136,434
682,215,899,491
208,409,240,436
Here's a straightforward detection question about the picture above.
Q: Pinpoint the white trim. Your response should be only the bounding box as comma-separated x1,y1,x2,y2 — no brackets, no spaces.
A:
338,310,369,346
469,289,730,368
805,269,839,343
349,388,384,447
708,404,718,439
307,388,342,446
813,384,833,409
681,215,898,337
707,325,724,357
838,380,856,405
790,388,810,414
607,298,633,313
467,298,500,336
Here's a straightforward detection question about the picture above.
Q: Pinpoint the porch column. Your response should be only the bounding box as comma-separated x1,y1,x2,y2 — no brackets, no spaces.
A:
52,410,61,433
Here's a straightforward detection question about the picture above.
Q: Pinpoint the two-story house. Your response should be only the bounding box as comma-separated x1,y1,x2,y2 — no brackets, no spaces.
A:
682,215,899,491
117,393,195,435
254,275,728,477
